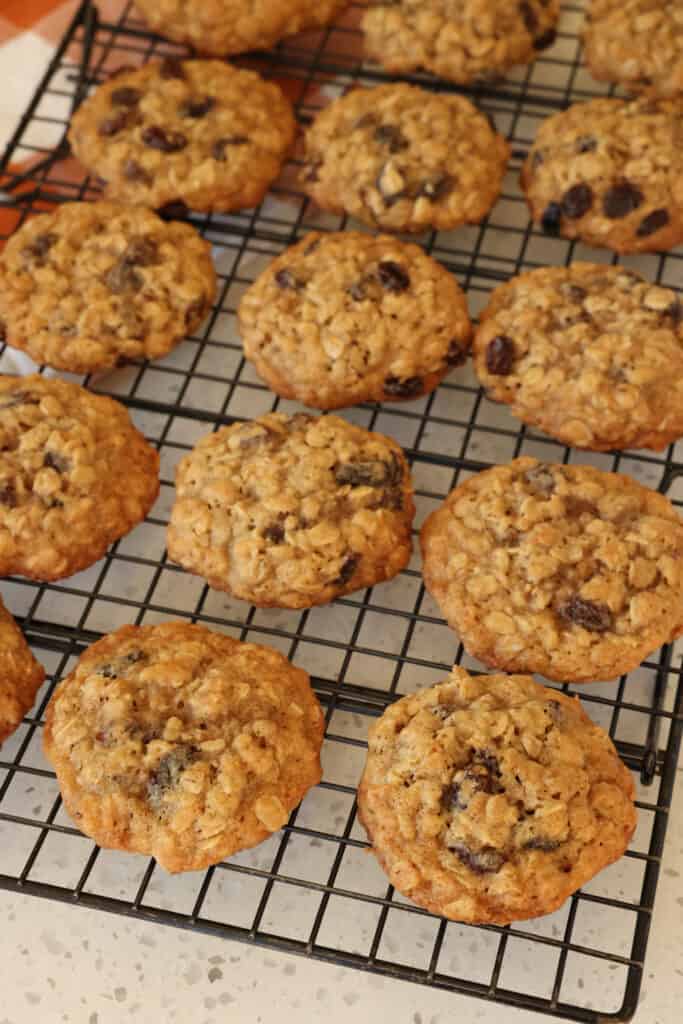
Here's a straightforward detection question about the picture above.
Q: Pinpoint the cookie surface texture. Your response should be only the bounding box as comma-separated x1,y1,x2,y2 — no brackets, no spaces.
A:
363,0,560,84
69,60,296,212
0,375,159,581
239,231,472,409
167,413,415,608
0,201,216,373
521,97,683,252
44,622,325,872
0,598,45,745
301,83,509,233
583,0,683,98
420,458,683,682
358,667,636,924
473,263,683,451
134,0,347,56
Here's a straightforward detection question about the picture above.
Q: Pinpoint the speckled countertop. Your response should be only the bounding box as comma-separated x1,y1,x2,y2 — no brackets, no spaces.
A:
1,762,681,1024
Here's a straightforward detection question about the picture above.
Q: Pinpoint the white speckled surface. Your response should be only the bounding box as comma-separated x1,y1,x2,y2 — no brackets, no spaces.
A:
0,761,681,1024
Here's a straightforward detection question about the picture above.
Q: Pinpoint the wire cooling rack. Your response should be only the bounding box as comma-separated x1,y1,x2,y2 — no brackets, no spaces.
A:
1,2,682,1021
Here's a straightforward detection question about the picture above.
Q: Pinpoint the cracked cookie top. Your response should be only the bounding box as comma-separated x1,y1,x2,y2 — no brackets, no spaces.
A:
0,202,216,373
43,622,325,873
239,231,472,409
69,59,296,212
0,598,45,745
0,375,159,581
473,263,683,451
363,0,560,84
134,0,348,55
521,96,683,252
167,412,415,608
300,83,509,233
583,0,683,98
358,667,636,924
420,457,683,682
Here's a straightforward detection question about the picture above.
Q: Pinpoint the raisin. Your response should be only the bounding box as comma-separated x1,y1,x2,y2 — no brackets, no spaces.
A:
183,96,214,118
446,338,468,367
212,135,249,160
0,320,5,342
147,745,197,812
334,554,359,585
124,238,160,266
563,495,598,518
545,700,565,726
519,1,538,32
302,159,321,183
377,261,410,293
383,375,423,398
534,28,556,49
263,523,285,544
485,335,515,375
576,135,597,154
558,596,613,632
666,300,682,326
524,464,555,494
185,297,208,327
0,390,39,409
524,837,561,852
541,201,562,235
448,843,506,874
98,110,135,136
636,208,670,238
142,125,187,152
602,181,644,219
419,175,455,201
561,183,593,219
560,283,587,303
157,200,189,220
110,87,142,107
442,783,465,811
348,281,367,301
159,57,186,79
123,160,152,185
44,452,70,473
98,649,146,679
105,259,142,294
275,268,302,290
335,457,401,488
22,232,58,265
374,123,408,153
0,482,17,507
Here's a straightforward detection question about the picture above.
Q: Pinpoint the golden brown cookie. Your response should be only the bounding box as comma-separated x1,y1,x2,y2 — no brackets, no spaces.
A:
44,622,325,873
472,263,683,451
69,59,296,212
421,458,683,682
134,0,348,55
0,598,45,745
301,83,509,233
583,1,683,98
238,231,472,409
521,97,683,252
0,376,159,581
167,413,415,608
0,202,216,374
358,667,637,924
363,0,560,84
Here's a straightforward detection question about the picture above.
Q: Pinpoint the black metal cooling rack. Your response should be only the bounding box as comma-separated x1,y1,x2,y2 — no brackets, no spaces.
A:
1,2,682,1021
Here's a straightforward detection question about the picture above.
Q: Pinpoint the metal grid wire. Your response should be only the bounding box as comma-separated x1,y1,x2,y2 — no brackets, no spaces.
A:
1,2,682,1020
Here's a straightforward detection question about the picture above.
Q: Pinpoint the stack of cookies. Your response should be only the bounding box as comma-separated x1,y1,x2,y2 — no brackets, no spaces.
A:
1,0,682,930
